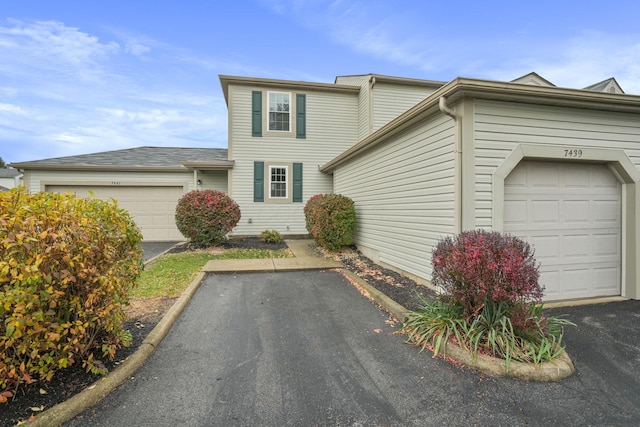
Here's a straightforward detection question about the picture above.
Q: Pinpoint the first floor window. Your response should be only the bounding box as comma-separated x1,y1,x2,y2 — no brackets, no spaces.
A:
270,166,288,198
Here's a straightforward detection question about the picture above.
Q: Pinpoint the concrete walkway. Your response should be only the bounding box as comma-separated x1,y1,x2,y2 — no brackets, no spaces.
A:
202,239,341,273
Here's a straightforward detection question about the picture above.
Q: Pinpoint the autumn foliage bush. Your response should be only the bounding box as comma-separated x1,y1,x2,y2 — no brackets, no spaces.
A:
175,190,241,246
405,230,573,368
304,194,356,251
0,188,143,398
431,230,543,325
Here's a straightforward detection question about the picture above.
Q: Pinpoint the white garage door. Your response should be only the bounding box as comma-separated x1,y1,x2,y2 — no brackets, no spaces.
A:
504,161,621,301
46,185,185,242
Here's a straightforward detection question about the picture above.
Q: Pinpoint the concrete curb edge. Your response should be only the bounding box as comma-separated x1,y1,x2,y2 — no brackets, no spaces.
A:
339,269,575,382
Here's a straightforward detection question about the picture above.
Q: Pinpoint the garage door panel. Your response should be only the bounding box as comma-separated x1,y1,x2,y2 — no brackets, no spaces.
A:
563,167,589,187
531,164,559,187
594,233,620,256
593,268,621,293
563,234,589,257
532,200,559,223
565,201,589,222
540,270,560,298
504,161,621,301
46,185,184,241
504,200,527,224
563,269,591,292
593,200,620,222
592,166,619,187
530,235,559,260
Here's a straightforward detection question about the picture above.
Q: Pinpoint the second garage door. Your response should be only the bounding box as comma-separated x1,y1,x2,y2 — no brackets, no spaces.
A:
504,161,621,301
46,185,185,242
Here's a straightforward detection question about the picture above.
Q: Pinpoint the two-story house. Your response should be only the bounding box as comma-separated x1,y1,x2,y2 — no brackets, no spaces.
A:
11,72,640,301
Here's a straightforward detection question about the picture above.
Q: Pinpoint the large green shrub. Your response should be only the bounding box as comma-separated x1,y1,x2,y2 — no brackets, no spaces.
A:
0,188,143,396
175,190,241,246
304,194,356,251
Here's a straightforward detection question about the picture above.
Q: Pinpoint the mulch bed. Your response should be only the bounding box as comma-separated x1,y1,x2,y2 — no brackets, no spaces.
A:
1,238,430,426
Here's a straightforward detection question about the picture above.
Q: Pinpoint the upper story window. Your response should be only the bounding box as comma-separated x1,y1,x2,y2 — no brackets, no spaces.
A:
268,91,291,132
251,91,305,138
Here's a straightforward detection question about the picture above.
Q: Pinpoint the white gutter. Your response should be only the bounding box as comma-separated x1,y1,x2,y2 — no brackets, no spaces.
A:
438,96,456,120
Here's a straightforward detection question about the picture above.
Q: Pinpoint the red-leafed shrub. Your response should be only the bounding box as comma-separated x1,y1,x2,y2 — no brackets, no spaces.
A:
304,194,356,251
404,230,573,369
175,190,241,246
431,230,542,321
0,188,143,396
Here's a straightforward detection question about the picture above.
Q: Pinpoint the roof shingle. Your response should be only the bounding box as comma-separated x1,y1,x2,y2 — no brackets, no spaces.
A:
11,146,229,169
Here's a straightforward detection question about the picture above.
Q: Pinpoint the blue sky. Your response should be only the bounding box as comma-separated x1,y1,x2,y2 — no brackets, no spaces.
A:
2,0,640,164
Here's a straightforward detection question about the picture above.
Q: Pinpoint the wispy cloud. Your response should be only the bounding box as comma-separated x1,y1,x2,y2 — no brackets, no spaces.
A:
0,19,229,162
0,19,119,82
262,1,640,93
0,103,25,115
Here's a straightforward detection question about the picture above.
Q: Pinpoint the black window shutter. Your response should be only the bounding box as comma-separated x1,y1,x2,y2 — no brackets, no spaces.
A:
296,94,306,139
252,91,262,137
292,163,303,202
254,161,264,202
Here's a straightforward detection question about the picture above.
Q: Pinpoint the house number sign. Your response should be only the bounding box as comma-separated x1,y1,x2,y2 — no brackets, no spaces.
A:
563,149,583,158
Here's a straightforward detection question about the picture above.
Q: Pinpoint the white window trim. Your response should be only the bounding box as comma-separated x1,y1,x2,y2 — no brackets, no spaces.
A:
268,165,289,199
267,91,291,132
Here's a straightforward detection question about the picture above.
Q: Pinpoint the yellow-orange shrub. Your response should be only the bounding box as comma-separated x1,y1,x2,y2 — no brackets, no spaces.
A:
0,188,143,396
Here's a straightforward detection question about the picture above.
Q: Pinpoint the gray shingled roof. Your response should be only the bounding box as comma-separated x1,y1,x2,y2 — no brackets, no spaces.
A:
0,168,21,178
12,146,229,168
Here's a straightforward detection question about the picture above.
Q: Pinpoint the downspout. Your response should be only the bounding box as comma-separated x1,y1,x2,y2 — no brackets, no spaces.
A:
439,96,462,233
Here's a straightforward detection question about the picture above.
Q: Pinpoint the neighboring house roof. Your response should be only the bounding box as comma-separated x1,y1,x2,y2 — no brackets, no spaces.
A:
584,77,625,94
511,72,556,87
10,146,233,172
0,168,22,178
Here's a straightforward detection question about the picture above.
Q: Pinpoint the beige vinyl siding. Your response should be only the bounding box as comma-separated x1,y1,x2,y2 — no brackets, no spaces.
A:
198,170,228,192
333,113,456,281
474,99,640,228
371,82,437,133
335,75,371,141
228,84,359,235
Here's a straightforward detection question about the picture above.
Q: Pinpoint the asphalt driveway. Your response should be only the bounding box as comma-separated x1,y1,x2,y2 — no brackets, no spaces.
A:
66,270,640,426
141,241,180,262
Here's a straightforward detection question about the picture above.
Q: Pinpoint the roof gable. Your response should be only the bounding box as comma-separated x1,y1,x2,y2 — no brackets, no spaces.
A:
584,77,625,94
511,72,556,87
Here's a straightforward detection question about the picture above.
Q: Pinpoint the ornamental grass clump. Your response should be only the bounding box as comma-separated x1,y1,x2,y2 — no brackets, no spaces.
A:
175,190,241,246
404,230,573,369
0,188,143,399
304,194,356,251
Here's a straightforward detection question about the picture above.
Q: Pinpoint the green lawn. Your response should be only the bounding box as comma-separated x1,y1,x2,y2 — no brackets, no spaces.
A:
133,248,292,298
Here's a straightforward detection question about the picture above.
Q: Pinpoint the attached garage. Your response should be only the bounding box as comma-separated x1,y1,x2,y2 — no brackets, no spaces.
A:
325,74,640,301
46,185,186,241
11,146,233,243
503,161,621,301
